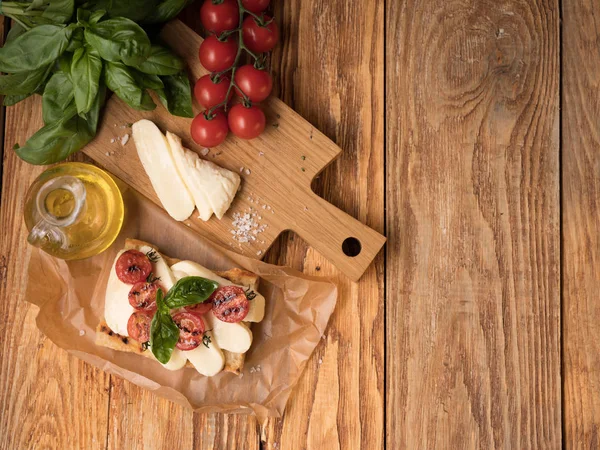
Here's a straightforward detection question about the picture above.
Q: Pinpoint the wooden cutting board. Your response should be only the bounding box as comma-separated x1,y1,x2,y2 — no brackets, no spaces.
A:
82,20,385,281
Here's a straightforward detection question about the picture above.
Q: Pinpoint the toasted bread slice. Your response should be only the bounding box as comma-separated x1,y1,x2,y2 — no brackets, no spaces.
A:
95,239,260,374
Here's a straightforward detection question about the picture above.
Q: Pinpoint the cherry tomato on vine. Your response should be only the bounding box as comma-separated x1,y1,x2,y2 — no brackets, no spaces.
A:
191,110,229,147
200,0,239,34
199,35,238,72
228,104,266,139
194,75,232,109
242,15,279,53
234,64,272,102
241,0,270,14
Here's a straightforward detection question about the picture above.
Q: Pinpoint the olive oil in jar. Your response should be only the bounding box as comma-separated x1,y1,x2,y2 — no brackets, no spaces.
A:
24,162,124,260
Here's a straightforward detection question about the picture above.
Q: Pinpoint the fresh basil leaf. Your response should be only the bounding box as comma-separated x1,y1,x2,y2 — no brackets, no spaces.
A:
0,24,73,73
14,104,95,165
106,0,160,22
0,64,52,96
142,0,194,24
66,26,84,52
163,276,219,309
76,7,91,23
84,17,151,66
105,61,156,111
89,9,106,24
56,52,73,73
26,0,47,11
132,70,164,90
84,81,106,132
42,72,74,124
5,23,26,43
4,93,33,106
158,71,193,118
137,45,185,76
71,46,102,114
76,7,103,24
43,0,75,23
150,289,179,364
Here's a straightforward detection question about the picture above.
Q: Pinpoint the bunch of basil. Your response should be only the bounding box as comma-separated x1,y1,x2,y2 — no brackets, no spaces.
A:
0,0,195,165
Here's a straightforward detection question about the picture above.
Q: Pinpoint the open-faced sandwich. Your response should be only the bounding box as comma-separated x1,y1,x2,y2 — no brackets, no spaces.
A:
96,239,265,376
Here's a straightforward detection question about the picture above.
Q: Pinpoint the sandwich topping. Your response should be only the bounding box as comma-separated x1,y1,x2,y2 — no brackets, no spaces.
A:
105,245,265,376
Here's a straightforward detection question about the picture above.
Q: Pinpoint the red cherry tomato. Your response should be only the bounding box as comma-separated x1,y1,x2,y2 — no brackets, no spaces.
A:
242,15,279,53
128,281,161,311
228,103,266,139
200,0,239,34
194,75,232,109
234,64,272,102
115,250,152,285
185,301,213,315
127,311,153,343
211,286,249,323
199,35,238,72
172,312,205,350
191,110,229,147
241,0,270,14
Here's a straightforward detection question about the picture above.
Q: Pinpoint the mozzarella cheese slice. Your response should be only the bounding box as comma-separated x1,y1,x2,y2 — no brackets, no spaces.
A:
185,331,225,376
170,260,265,322
132,120,195,221
158,348,188,371
185,149,240,219
105,250,135,336
166,132,214,221
165,131,240,220
139,244,177,291
204,313,253,353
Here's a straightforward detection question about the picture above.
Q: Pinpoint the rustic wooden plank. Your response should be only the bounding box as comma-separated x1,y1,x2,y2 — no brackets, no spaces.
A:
262,0,385,448
103,10,259,450
562,1,600,446
0,95,111,448
386,0,561,448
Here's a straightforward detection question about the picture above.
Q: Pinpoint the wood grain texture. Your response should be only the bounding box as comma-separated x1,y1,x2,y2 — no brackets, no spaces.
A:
262,0,385,448
562,1,600,447
83,20,385,282
99,12,260,450
0,96,111,449
386,0,561,448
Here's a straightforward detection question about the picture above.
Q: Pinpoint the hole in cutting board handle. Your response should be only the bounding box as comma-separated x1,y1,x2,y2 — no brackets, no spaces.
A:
342,237,362,257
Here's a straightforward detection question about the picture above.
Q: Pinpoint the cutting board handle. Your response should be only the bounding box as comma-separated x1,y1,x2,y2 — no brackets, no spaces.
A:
291,193,386,281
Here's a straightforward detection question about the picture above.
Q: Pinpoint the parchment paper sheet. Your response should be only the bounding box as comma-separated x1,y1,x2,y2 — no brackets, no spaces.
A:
24,186,338,420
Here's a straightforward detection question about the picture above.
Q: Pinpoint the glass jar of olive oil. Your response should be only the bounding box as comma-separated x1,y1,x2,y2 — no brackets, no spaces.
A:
24,162,124,260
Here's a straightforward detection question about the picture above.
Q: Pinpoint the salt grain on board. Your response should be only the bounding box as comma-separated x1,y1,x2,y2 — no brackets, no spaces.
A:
121,134,130,146
230,209,268,243
201,148,209,156
245,168,251,175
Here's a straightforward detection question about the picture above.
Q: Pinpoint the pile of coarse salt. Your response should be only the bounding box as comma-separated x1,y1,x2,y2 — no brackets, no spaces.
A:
230,208,268,243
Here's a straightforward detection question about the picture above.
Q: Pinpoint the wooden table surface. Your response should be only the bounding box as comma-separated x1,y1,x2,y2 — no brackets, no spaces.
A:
0,1,598,449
